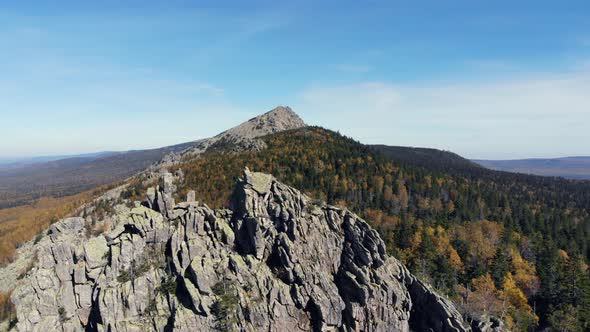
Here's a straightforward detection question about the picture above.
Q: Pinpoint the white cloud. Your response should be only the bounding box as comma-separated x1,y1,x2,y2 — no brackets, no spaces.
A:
296,68,590,159
301,82,399,113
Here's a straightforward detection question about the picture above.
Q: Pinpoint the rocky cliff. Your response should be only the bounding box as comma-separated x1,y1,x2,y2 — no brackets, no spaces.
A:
10,169,474,332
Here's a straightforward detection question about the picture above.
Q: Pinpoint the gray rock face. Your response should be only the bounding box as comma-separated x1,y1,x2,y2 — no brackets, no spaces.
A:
471,316,506,332
11,170,479,332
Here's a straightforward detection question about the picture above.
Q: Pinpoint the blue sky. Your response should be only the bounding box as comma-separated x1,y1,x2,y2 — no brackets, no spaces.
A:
1,1,589,159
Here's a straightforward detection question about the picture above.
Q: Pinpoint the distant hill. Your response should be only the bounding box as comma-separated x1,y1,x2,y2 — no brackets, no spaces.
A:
0,151,119,169
369,144,484,175
474,157,590,180
0,143,194,208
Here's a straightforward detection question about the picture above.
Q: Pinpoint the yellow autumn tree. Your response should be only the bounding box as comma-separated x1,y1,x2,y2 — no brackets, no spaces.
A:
456,274,503,318
447,200,455,214
383,185,393,203
502,273,539,330
398,183,409,210
431,225,463,270
509,248,540,297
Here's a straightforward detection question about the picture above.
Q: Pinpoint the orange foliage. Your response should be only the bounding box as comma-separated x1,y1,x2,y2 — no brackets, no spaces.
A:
452,220,503,268
457,274,503,317
501,273,539,329
0,186,106,265
508,248,540,297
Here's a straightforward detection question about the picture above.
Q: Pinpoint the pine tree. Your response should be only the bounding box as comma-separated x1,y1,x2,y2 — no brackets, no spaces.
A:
491,247,509,289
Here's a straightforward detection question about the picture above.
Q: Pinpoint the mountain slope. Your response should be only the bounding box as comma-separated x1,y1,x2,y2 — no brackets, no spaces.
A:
0,106,306,209
370,144,485,175
2,114,589,330
10,170,471,332
161,105,305,163
474,157,590,180
166,127,590,331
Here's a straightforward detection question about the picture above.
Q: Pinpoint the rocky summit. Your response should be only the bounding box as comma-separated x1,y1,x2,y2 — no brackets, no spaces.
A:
10,169,480,332
158,106,307,166
221,106,306,140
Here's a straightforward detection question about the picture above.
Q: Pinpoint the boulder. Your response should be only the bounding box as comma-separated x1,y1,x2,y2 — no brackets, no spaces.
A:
84,236,108,270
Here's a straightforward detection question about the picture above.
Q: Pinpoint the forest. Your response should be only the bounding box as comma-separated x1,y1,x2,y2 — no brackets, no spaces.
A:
171,126,590,331
0,184,118,265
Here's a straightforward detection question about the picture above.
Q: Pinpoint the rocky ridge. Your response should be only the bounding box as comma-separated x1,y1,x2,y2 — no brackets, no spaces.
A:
154,106,306,168
8,169,482,332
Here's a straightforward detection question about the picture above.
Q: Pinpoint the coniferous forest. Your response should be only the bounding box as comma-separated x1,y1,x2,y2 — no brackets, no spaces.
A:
172,127,590,331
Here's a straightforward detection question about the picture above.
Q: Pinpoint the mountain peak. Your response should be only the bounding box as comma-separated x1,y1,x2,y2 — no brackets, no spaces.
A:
153,105,307,167
220,105,306,140
252,105,306,130
264,105,299,117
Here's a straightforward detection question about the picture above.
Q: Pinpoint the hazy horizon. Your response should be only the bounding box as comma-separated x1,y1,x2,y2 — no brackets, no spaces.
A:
2,125,590,163
2,1,589,159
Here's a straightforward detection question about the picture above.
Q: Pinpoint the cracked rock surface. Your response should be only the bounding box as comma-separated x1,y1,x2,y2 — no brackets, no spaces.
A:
10,169,473,332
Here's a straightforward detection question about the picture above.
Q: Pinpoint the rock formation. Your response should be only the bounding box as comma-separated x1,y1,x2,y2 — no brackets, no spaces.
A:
11,169,474,331
154,106,306,168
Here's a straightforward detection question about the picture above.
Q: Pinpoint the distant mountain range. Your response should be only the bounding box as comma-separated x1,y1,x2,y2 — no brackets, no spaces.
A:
1,106,587,210
369,147,590,180
473,157,590,180
0,142,195,208
0,152,119,168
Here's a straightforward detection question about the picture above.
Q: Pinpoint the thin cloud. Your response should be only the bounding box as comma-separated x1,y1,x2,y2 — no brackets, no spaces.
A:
464,59,516,72
296,67,590,159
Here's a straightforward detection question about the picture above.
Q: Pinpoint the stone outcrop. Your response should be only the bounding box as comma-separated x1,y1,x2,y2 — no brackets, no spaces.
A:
11,169,477,332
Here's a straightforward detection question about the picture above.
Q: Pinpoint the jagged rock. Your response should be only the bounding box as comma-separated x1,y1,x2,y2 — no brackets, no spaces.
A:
84,236,109,270
10,170,491,332
244,167,273,194
48,217,85,241
472,315,506,332
187,258,216,295
146,187,156,209
186,190,196,202
408,279,467,332
160,172,176,194
146,172,177,219
73,263,87,284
